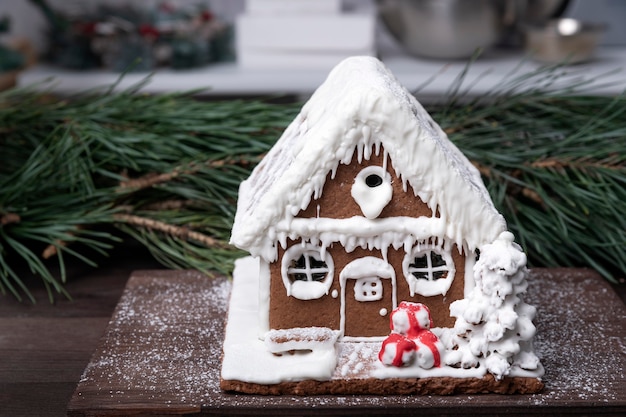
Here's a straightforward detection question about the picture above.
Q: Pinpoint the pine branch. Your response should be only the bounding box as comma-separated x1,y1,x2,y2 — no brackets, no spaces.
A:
117,157,255,191
434,64,626,281
0,85,295,301
1,63,625,302
113,213,227,249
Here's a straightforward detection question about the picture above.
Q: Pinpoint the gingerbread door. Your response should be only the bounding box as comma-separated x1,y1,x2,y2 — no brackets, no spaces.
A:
339,257,397,338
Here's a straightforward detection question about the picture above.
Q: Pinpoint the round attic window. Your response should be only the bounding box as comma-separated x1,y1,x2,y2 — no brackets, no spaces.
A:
365,174,383,188
351,166,393,219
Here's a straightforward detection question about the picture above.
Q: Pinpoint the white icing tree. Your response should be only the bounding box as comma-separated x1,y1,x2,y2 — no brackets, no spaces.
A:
447,232,541,379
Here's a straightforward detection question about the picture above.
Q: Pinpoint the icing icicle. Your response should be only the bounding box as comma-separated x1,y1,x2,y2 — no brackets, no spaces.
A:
230,56,507,260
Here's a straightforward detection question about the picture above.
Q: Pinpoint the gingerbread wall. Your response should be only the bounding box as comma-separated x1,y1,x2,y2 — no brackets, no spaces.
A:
298,151,433,219
268,148,467,335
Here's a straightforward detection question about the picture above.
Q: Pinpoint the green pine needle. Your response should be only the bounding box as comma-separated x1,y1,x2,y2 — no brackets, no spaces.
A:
1,63,625,302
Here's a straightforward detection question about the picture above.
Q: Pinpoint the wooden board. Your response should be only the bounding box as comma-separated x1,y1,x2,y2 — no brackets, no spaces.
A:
67,268,626,416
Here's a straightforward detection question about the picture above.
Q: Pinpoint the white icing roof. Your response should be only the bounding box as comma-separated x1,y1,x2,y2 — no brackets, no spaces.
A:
230,56,506,260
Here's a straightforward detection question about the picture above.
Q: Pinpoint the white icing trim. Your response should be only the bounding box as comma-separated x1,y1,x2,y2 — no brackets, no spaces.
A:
222,256,544,385
402,243,456,297
273,216,448,262
340,256,396,280
279,216,446,239
280,244,334,300
463,249,476,298
265,327,340,354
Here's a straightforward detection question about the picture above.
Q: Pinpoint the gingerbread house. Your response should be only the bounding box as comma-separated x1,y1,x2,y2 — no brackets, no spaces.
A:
223,56,543,394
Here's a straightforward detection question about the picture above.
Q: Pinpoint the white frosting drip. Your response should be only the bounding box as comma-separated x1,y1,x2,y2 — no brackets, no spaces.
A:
340,256,396,280
272,216,448,262
230,56,506,260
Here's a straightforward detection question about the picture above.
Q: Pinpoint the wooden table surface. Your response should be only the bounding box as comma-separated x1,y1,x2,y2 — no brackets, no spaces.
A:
0,246,163,417
1,247,625,417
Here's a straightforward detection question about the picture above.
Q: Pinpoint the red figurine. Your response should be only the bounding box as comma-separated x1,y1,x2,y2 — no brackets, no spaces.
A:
379,301,443,368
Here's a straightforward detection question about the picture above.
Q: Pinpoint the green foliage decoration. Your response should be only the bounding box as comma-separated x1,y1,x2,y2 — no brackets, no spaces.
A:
1,65,625,302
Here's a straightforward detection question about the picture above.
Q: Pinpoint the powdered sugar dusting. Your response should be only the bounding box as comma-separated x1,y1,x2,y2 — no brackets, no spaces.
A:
75,271,231,406
336,341,378,378
528,269,625,404
72,268,625,413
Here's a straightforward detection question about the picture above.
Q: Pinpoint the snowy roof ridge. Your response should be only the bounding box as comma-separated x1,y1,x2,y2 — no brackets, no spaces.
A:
230,56,506,260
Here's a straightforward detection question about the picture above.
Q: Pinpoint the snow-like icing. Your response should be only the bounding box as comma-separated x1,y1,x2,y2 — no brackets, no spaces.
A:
340,256,395,280
221,257,338,383
257,259,271,337
445,232,544,379
221,255,544,384
274,216,448,260
230,56,506,262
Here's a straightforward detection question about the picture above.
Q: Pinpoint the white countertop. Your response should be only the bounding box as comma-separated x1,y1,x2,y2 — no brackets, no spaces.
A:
17,47,626,99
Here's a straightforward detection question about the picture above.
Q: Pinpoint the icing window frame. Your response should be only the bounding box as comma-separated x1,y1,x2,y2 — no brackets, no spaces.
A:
402,245,455,297
281,244,334,300
353,277,384,302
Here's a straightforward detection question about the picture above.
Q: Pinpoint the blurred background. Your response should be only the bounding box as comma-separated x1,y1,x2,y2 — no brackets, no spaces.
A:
1,0,625,98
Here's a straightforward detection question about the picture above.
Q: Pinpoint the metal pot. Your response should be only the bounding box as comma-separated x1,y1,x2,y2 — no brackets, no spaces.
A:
378,0,570,59
379,0,521,59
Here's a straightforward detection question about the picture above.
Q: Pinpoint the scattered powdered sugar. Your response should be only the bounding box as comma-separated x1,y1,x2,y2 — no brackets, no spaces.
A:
337,341,378,378
76,271,232,405
75,268,625,412
527,269,625,405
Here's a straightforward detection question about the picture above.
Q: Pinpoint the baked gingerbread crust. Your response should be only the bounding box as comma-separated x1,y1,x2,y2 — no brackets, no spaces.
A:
220,374,544,396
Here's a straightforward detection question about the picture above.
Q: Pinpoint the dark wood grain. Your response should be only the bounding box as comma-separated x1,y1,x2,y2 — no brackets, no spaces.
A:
0,247,163,417
64,267,625,417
